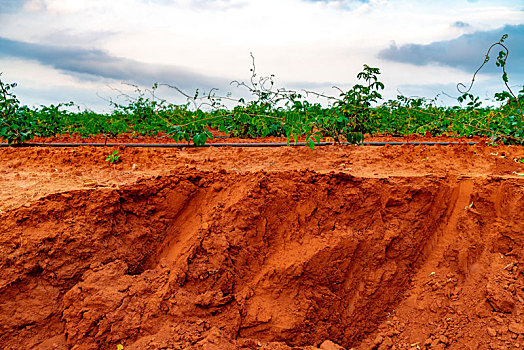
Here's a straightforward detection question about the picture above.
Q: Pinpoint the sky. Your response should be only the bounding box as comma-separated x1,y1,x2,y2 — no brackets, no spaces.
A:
0,0,523,111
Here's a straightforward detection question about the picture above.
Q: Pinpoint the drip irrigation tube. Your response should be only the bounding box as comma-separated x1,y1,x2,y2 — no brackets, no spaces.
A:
0,141,478,148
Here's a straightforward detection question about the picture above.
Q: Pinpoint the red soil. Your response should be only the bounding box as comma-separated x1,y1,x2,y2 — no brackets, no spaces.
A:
0,137,523,350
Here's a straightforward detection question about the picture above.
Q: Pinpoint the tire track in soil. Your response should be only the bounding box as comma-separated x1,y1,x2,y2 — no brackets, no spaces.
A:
422,178,475,267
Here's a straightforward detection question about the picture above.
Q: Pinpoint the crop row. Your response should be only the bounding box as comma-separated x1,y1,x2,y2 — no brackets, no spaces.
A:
1,36,523,148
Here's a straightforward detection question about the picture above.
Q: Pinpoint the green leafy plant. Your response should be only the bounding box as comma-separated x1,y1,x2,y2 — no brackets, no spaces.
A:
32,102,74,137
0,73,36,145
329,64,384,143
105,150,121,164
456,34,523,144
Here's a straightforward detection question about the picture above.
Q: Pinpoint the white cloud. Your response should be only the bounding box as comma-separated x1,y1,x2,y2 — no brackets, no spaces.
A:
0,57,113,110
24,0,96,15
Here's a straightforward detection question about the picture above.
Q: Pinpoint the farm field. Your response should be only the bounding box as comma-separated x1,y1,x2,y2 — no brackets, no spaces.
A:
1,137,524,349
2,36,524,348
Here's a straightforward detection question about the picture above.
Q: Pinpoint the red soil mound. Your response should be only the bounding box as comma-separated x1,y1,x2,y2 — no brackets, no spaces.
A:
0,140,523,349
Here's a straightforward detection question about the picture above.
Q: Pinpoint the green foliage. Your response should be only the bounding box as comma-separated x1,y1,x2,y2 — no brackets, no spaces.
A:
0,73,35,144
32,102,74,137
166,109,213,146
105,150,121,164
327,64,384,143
0,34,523,147
110,83,171,136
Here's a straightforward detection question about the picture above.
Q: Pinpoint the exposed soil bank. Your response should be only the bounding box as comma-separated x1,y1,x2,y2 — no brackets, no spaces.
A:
1,169,523,349
2,140,524,214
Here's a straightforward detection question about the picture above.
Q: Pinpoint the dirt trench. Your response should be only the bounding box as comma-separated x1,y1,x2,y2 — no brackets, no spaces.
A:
0,170,523,349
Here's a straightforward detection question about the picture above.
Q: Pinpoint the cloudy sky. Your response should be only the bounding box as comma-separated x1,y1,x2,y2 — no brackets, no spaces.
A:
0,0,523,111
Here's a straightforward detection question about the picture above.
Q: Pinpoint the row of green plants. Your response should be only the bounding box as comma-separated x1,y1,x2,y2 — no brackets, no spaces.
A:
1,35,523,148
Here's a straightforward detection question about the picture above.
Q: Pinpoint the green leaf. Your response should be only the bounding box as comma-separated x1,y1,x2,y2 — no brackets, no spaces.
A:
307,138,315,150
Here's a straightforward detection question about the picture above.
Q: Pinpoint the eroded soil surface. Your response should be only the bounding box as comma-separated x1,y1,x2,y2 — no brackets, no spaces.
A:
1,138,523,349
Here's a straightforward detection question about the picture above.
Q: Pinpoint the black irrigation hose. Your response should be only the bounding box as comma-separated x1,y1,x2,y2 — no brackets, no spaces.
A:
0,141,478,148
